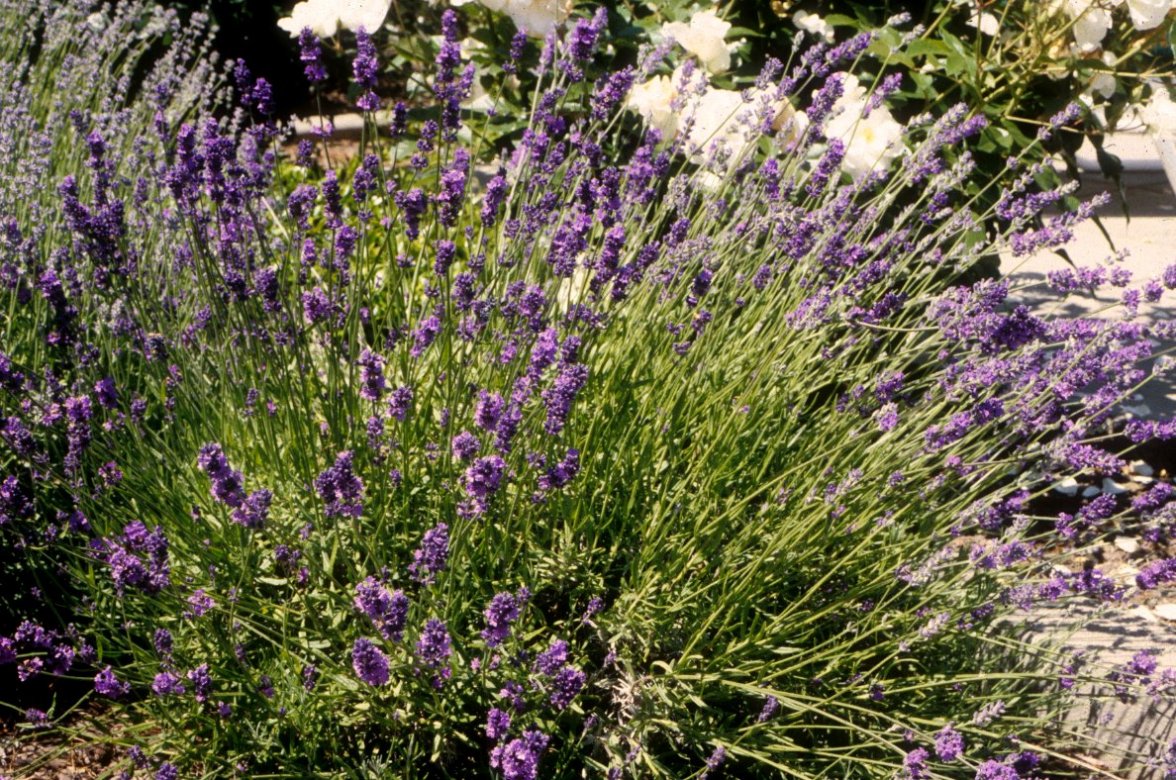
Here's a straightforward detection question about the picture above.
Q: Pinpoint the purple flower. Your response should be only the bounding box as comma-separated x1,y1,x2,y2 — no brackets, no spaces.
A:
933,723,964,762
186,589,215,618
358,349,387,402
1125,649,1157,677
486,707,511,741
538,449,580,491
302,287,335,324
395,187,428,239
463,456,507,514
410,315,442,358
542,364,589,435
700,746,726,779
354,577,410,641
98,523,171,595
549,665,585,710
1137,558,1176,590
299,27,327,83
757,695,779,722
499,680,526,711
95,666,130,699
490,730,549,780
302,664,318,692
534,639,568,676
903,747,929,779
94,377,118,408
156,763,179,780
974,760,1020,780
481,592,521,647
415,618,451,668
196,445,271,528
482,175,508,227
475,390,505,431
388,386,414,422
198,443,245,508
352,638,391,686
451,431,480,462
17,657,42,681
435,154,468,228
154,629,173,657
409,523,449,584
152,671,186,696
315,451,365,518
353,30,380,111
232,488,272,530
187,664,213,703
569,8,607,62
0,475,33,526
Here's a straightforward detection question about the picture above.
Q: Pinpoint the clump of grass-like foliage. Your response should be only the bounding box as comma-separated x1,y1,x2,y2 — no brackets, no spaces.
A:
3,2,1176,778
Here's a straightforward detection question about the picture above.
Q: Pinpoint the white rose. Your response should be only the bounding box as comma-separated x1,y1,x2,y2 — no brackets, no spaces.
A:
502,0,570,37
685,87,802,167
1126,0,1172,29
275,0,390,37
825,74,905,179
1063,0,1113,52
966,10,1001,36
684,87,746,156
793,10,835,42
465,0,568,36
278,0,339,37
662,9,732,74
339,0,394,33
627,75,680,139
1091,72,1116,97
628,68,801,167
278,0,393,37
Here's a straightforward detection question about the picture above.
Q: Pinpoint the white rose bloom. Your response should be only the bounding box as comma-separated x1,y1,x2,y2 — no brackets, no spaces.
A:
662,9,733,74
628,67,801,169
685,87,802,167
1063,0,1113,52
966,10,1001,35
824,74,905,180
1090,54,1117,99
793,10,835,41
684,88,746,154
278,0,393,37
627,75,680,139
502,0,570,37
1126,0,1172,29
1090,72,1116,97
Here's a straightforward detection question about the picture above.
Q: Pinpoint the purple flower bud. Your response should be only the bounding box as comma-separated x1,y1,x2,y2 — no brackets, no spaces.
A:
352,637,390,686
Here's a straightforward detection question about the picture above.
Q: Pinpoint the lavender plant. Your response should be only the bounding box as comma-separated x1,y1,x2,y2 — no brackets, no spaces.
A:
3,2,1176,778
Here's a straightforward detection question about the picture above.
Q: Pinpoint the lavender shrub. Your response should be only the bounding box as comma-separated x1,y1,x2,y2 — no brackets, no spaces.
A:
2,2,1176,777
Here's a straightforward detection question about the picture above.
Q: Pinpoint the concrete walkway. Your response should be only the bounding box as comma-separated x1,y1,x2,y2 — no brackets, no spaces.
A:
999,130,1176,779
1000,129,1176,419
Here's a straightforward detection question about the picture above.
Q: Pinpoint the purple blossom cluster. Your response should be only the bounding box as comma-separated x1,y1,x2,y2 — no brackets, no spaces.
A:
409,522,449,584
94,521,171,596
354,577,409,641
352,637,390,686
315,451,365,518
198,444,271,529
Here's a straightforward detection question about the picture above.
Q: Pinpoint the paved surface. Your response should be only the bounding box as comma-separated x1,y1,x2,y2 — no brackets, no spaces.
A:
1000,129,1176,419
999,130,1176,779
1016,601,1176,778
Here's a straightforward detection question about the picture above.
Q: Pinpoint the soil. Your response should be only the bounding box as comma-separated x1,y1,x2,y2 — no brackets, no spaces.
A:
0,702,118,779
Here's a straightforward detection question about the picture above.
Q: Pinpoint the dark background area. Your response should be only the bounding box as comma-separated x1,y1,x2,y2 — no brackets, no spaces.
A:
171,0,307,115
